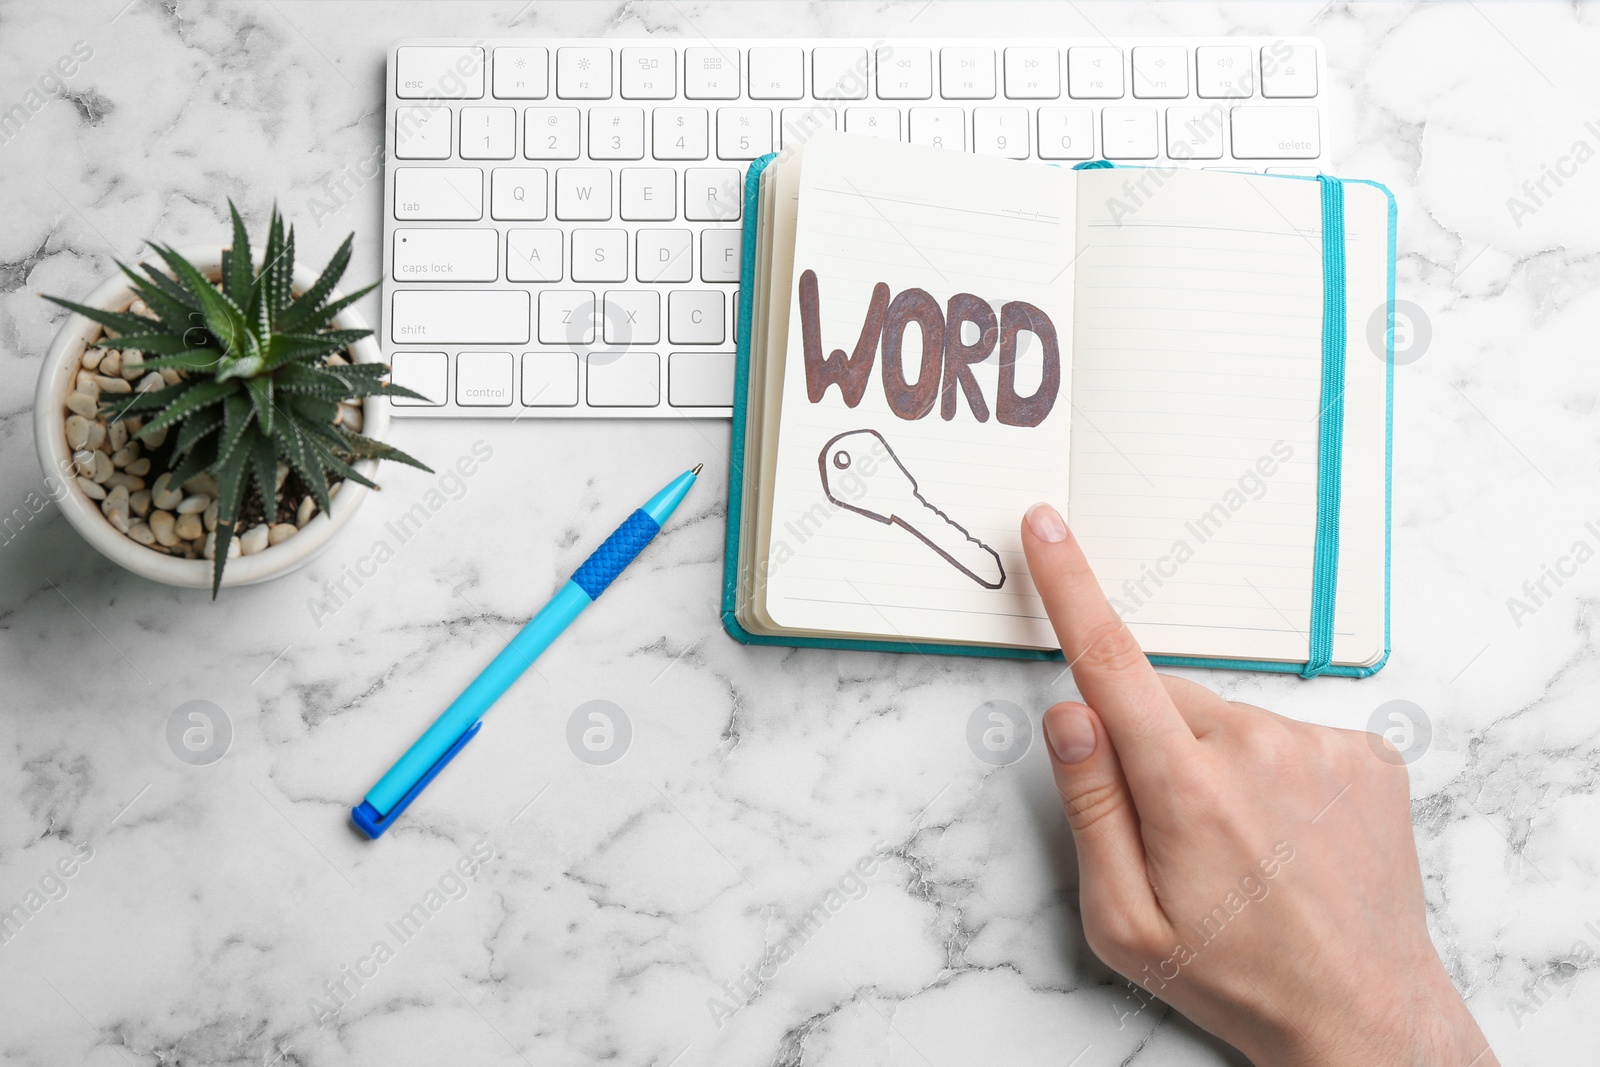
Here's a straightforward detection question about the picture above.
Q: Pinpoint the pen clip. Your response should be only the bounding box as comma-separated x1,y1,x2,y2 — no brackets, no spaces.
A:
351,720,483,840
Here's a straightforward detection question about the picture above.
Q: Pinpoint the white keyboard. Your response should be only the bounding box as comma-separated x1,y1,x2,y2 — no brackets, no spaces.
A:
381,36,1330,419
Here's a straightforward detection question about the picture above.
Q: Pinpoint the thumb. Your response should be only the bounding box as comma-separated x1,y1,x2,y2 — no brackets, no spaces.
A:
1043,702,1167,952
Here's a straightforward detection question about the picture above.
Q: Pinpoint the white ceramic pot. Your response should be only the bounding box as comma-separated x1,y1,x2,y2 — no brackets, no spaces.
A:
33,246,390,589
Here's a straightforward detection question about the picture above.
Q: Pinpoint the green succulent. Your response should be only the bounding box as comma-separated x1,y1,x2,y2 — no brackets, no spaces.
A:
45,201,430,596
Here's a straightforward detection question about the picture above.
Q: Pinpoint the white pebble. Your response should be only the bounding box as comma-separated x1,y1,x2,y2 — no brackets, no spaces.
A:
296,496,316,526
203,531,241,561
120,352,144,381
325,353,349,366
329,481,342,499
65,415,91,450
176,493,210,515
239,525,269,555
80,348,105,371
75,372,101,399
76,476,107,501
73,450,95,477
91,450,114,484
151,473,183,510
127,458,151,477
111,445,136,468
127,522,156,546
86,421,107,450
65,391,98,418
100,351,121,377
204,501,218,531
107,510,132,534
130,489,151,518
150,510,178,545
137,372,164,394
268,522,297,546
175,512,203,540
125,415,142,433
129,300,149,317
187,472,219,497
94,375,132,395
106,473,145,491
274,463,288,491
108,420,128,451
339,404,363,433
139,423,168,448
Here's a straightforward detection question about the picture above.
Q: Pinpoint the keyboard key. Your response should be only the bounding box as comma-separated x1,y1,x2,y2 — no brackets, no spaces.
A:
524,107,579,159
507,229,563,282
845,107,900,141
1067,46,1123,98
1131,46,1187,98
685,47,740,99
521,352,579,406
571,229,628,283
394,106,451,159
813,47,869,99
539,290,598,345
620,46,676,99
555,168,612,220
669,352,736,407
589,107,646,160
388,351,447,406
393,229,498,282
557,47,612,99
1102,106,1158,159
669,290,725,344
876,46,931,100
652,106,709,159
459,106,515,159
1261,45,1317,98
909,107,965,151
604,290,661,344
391,291,529,344
492,47,548,99
636,229,693,283
749,47,804,99
396,46,484,99
491,167,548,220
394,168,483,220
940,47,996,99
781,105,836,149
1230,106,1319,158
683,168,741,221
620,168,675,221
1037,107,1093,159
717,107,773,159
455,351,513,406
587,351,660,407
700,228,740,282
1166,106,1225,160
1003,47,1060,99
974,107,1028,158
1197,46,1253,98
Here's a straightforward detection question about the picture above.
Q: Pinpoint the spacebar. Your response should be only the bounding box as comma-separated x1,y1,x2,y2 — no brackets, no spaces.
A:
390,290,530,344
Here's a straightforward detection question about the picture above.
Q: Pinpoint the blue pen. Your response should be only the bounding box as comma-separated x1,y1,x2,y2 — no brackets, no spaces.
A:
351,464,702,839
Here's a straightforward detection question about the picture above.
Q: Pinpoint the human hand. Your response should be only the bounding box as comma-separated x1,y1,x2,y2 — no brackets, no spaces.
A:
1020,503,1496,1067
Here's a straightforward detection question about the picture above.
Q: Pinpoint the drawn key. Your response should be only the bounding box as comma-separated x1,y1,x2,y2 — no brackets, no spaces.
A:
819,429,1005,589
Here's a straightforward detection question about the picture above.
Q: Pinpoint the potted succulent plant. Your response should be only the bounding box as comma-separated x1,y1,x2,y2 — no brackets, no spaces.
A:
36,204,429,595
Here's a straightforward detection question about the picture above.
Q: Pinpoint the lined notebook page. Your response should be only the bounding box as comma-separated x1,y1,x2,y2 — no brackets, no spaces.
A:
1067,169,1328,662
762,133,1077,647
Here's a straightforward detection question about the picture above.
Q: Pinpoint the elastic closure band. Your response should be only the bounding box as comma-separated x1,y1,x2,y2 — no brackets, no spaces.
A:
1302,176,1347,678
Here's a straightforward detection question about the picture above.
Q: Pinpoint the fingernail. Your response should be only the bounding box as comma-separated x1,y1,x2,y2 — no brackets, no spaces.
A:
1025,502,1067,543
1045,705,1097,764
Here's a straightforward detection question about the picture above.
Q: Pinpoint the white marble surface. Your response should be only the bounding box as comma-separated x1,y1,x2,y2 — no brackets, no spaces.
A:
2,2,1598,1063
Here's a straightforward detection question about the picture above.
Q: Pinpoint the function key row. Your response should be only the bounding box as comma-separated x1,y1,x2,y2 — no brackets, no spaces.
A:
395,44,1318,104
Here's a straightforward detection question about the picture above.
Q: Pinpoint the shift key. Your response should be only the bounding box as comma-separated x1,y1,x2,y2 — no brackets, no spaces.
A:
391,290,529,343
393,229,498,281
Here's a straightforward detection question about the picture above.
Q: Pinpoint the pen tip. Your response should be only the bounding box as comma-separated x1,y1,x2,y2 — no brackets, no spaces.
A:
691,463,704,476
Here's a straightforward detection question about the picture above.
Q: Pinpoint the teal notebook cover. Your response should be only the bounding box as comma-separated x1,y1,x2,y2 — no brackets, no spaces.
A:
720,152,1396,678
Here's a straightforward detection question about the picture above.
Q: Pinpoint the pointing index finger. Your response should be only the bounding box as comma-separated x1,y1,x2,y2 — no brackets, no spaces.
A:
1022,503,1197,775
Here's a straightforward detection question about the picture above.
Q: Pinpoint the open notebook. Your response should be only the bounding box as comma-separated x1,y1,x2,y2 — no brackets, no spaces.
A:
722,132,1394,677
